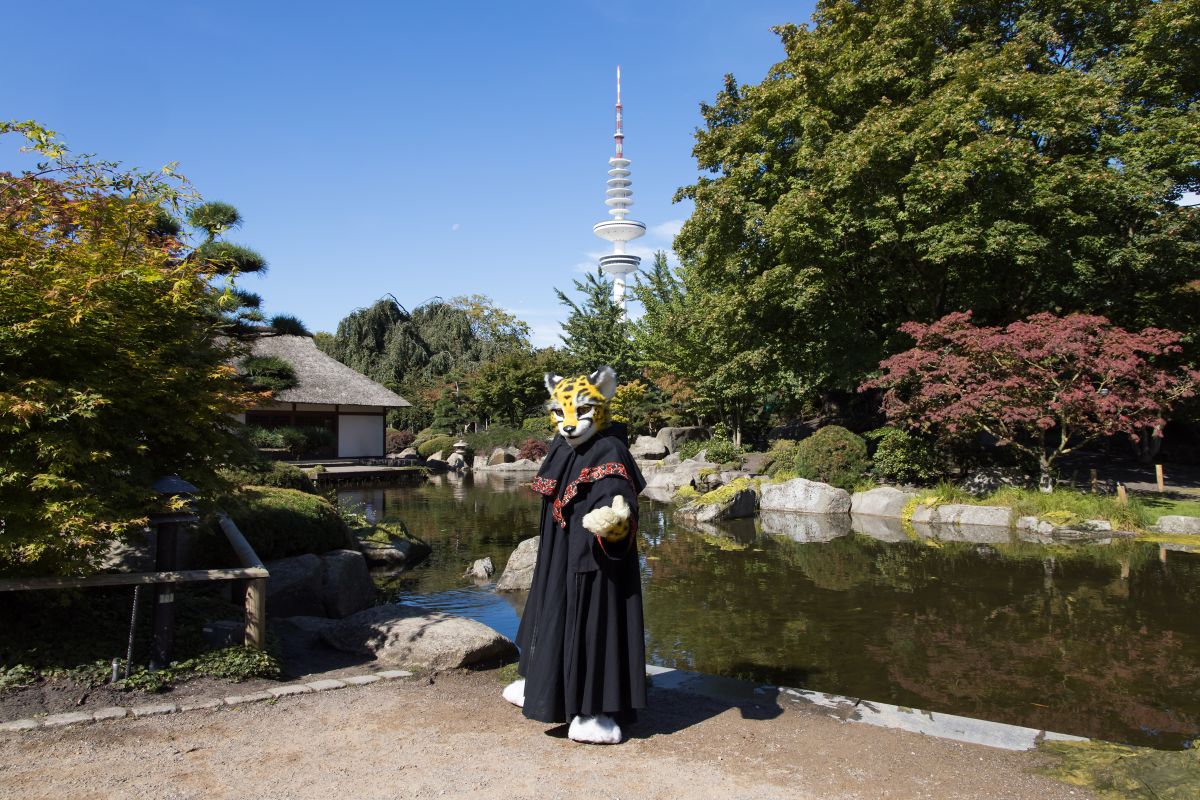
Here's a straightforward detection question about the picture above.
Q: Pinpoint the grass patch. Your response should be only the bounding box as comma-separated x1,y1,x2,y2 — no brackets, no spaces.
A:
496,662,521,684
1136,495,1200,523
1038,739,1200,800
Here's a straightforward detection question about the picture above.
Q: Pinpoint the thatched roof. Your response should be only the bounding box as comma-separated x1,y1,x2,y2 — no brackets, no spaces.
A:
247,336,411,408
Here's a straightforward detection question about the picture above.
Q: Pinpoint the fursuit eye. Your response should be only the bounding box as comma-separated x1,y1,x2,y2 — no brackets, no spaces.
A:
552,409,564,418
577,404,594,415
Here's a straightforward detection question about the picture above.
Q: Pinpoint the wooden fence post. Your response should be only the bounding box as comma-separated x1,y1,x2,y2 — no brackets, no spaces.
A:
1117,484,1128,504
245,577,266,649
1156,464,1165,493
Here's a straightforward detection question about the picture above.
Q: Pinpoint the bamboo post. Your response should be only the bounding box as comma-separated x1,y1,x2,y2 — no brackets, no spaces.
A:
1090,469,1098,493
1160,544,1168,564
1116,484,1128,504
1156,464,1165,493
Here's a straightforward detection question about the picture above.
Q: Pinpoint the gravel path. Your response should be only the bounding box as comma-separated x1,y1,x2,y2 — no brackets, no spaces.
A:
0,669,1093,800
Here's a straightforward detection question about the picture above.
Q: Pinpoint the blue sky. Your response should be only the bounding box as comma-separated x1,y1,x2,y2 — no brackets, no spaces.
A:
3,0,816,346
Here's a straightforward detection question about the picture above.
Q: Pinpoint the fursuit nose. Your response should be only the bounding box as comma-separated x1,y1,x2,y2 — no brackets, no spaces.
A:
563,425,577,435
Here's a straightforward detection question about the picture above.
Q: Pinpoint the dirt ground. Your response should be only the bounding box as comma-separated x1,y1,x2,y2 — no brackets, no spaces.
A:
0,668,1094,800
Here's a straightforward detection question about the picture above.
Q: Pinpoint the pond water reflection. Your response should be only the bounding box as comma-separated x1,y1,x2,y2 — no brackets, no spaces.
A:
339,473,1200,749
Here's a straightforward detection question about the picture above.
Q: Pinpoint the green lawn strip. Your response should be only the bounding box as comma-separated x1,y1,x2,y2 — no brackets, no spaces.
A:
903,483,1148,531
1135,495,1200,524
1038,740,1200,800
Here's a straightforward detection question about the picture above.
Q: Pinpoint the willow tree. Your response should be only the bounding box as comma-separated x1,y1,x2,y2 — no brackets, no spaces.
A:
675,0,1200,401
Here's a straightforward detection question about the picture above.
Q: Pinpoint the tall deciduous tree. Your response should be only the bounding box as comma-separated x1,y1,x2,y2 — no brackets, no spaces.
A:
676,0,1200,400
0,122,258,575
862,312,1198,488
631,252,765,445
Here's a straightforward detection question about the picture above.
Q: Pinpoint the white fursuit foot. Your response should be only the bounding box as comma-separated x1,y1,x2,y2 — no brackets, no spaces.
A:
568,714,622,744
502,679,525,708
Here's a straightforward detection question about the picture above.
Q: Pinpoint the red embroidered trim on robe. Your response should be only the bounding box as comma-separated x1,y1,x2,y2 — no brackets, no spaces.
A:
551,461,632,528
530,476,558,496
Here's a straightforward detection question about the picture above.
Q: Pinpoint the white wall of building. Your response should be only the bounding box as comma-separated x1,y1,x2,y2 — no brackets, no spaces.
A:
338,415,383,458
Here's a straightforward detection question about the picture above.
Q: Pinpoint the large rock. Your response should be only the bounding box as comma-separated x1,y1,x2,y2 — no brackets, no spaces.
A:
397,447,419,459
851,486,918,518
472,455,489,471
320,549,375,619
630,435,669,461
265,554,325,618
428,450,446,463
321,605,517,670
642,461,708,494
1156,515,1200,534
760,510,852,542
675,486,757,524
358,536,431,568
464,556,494,580
656,426,711,454
484,458,541,472
495,537,539,591
487,447,515,466
446,452,468,472
911,503,1011,528
759,478,851,515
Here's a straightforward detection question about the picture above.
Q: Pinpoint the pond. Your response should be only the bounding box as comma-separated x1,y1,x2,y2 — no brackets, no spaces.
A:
338,472,1200,750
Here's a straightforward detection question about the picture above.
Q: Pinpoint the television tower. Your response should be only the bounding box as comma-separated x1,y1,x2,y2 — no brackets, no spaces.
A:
592,65,646,313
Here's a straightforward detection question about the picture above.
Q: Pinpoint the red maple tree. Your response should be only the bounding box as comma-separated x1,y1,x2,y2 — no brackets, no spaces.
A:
861,312,1198,488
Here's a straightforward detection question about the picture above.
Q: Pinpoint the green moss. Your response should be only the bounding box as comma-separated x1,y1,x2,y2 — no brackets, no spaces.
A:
673,485,700,504
1038,739,1200,800
695,477,759,507
700,533,748,551
496,662,521,684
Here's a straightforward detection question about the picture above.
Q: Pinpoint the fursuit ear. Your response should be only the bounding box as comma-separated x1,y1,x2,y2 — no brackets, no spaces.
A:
589,365,618,400
544,373,563,396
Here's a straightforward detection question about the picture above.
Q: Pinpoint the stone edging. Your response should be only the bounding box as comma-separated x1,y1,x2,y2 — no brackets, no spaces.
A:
0,669,413,733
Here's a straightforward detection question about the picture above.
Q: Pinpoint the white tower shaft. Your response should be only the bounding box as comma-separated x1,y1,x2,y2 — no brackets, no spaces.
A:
592,65,646,314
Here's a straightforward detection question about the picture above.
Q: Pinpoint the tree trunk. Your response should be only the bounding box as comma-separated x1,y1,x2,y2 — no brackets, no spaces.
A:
1132,424,1163,464
1038,433,1054,493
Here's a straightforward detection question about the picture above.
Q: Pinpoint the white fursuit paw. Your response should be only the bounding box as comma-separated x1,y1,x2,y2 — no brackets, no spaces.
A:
581,495,632,542
568,714,622,744
502,678,525,708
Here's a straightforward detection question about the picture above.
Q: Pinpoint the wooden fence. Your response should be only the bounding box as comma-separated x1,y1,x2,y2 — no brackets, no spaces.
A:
0,513,269,648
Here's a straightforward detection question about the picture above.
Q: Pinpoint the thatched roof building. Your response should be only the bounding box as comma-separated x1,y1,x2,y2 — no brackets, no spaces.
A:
236,335,409,459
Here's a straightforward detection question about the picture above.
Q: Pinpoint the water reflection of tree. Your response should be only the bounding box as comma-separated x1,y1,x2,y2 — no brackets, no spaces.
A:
642,523,1200,747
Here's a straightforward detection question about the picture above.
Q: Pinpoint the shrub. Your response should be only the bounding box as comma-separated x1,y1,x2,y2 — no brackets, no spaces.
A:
522,415,555,436
412,427,437,448
676,440,707,461
866,427,940,485
464,426,527,452
417,435,456,459
220,486,353,561
764,439,801,477
793,426,871,491
218,461,316,494
386,428,415,454
518,438,549,461
704,439,745,467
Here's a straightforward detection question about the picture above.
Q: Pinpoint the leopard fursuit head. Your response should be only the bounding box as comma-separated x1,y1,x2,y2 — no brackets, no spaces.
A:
544,366,618,448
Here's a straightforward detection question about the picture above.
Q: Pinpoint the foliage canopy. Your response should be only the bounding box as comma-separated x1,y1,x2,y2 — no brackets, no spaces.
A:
674,0,1200,398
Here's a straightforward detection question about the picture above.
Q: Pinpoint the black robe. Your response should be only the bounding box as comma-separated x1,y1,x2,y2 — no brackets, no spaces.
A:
516,423,647,725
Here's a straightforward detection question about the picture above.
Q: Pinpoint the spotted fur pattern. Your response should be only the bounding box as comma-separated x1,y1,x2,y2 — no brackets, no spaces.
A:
545,366,618,448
